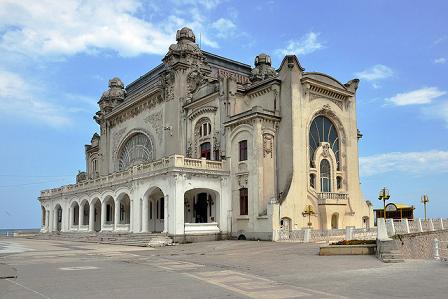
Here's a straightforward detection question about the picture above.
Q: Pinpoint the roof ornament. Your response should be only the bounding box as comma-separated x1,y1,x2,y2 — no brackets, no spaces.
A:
250,53,277,82
95,77,126,124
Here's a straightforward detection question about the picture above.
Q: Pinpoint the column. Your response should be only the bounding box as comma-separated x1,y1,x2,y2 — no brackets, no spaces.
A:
62,206,69,232
163,195,169,233
142,198,148,233
53,209,58,232
130,199,134,232
78,204,83,231
69,206,73,231
114,200,119,231
101,201,106,231
89,203,95,232
45,210,50,231
48,210,53,232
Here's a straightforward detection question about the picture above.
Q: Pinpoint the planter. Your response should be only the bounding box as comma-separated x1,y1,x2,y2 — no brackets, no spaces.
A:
320,244,376,256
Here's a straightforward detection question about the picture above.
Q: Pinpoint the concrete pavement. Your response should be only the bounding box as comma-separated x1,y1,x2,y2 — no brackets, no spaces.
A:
1,238,447,298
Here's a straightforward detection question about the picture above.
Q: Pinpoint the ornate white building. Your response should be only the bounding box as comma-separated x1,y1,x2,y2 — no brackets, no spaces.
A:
38,27,373,241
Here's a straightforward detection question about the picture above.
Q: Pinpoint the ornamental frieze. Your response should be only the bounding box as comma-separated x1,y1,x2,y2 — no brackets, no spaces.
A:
109,94,163,128
144,110,163,145
112,127,127,159
263,134,274,158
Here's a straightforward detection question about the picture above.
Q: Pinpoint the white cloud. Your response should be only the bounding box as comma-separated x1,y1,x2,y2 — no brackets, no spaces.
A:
355,64,393,82
276,32,324,56
433,36,447,46
212,18,236,38
0,70,88,126
360,150,448,177
434,57,447,64
0,0,222,58
173,0,221,10
422,101,448,127
385,87,446,106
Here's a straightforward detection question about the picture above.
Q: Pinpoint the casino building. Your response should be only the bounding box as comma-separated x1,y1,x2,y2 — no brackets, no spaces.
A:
38,27,373,241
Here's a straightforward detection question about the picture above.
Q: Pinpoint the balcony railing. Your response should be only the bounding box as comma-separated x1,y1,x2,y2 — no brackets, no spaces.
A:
317,192,348,205
40,155,228,198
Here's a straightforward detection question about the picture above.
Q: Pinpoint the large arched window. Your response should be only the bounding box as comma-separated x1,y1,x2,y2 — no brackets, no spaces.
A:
320,159,331,192
309,116,340,169
118,133,153,171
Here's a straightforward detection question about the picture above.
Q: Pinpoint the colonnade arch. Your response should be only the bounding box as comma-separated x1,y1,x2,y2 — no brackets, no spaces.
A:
54,204,62,232
184,188,220,224
91,198,101,232
142,187,166,233
102,196,115,227
80,200,90,226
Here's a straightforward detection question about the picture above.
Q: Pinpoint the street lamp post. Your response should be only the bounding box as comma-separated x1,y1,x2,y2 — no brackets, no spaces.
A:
378,187,390,219
421,194,429,221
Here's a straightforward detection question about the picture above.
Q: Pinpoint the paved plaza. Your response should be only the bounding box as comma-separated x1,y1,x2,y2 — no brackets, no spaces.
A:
0,238,447,298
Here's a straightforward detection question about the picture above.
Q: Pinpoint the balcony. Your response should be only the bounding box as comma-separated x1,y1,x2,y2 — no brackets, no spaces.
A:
317,192,348,205
40,155,228,198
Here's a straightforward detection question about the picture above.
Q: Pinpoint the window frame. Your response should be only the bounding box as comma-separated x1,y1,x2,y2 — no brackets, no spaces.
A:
239,188,248,215
239,140,248,161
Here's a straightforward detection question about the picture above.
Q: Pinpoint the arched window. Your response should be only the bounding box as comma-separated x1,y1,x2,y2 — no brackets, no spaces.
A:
118,133,153,171
331,213,339,229
200,142,211,160
320,159,331,192
309,116,340,169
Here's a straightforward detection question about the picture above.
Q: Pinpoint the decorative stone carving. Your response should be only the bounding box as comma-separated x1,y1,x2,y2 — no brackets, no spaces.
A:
237,174,248,188
188,106,217,120
250,53,277,82
94,77,126,125
109,94,163,128
144,110,163,144
163,71,175,102
213,132,220,154
187,69,204,95
112,127,127,158
164,27,203,62
76,171,87,183
186,141,193,158
344,79,359,92
238,162,248,172
263,134,273,158
322,143,330,158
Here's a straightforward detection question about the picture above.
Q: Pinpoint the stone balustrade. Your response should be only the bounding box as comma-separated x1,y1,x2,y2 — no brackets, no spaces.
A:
40,155,228,198
317,192,348,204
386,218,448,236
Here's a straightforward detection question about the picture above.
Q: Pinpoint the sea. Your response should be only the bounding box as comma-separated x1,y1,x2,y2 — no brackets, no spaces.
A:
0,228,40,236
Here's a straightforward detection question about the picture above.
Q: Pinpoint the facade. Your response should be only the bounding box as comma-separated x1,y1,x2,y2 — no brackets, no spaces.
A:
38,27,374,241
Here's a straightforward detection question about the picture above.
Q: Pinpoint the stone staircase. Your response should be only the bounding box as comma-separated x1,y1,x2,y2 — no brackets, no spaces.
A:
377,240,405,263
30,232,173,247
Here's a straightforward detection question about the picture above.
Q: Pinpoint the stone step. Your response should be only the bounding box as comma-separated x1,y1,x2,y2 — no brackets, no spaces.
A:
31,232,173,247
381,253,403,259
382,258,405,263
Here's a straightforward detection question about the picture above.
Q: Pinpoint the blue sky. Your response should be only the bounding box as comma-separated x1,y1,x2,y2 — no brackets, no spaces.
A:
0,0,447,229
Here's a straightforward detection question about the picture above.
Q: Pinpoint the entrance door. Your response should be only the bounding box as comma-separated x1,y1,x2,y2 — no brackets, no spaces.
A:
195,193,208,223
